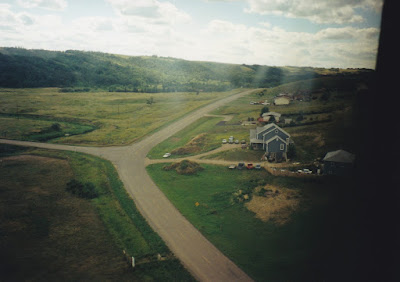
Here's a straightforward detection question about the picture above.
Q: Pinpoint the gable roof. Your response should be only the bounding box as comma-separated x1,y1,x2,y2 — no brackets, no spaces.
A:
323,149,355,163
261,124,290,139
255,123,275,135
265,135,287,145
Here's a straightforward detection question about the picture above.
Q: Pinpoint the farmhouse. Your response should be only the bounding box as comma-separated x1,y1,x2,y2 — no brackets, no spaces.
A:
261,112,281,122
250,123,291,161
323,149,355,176
273,96,290,105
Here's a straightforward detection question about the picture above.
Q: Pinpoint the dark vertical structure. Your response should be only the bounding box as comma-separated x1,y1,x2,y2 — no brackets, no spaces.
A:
354,0,398,280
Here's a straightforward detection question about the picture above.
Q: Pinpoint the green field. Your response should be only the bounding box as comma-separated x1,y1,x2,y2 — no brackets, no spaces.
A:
0,88,238,145
0,144,194,281
146,163,360,281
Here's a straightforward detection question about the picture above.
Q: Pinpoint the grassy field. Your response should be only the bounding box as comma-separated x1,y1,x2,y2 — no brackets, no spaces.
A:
0,144,194,281
0,88,239,146
146,163,361,281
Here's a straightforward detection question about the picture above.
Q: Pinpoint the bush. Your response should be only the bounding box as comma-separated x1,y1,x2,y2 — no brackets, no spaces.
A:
163,160,204,175
66,179,98,199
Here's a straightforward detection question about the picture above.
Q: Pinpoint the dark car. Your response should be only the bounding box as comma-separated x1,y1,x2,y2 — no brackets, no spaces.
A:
237,162,245,170
246,163,254,169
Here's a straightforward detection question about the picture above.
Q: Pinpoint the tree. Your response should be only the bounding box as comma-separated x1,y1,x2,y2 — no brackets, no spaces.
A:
50,123,61,131
268,115,276,123
146,97,155,105
260,106,269,117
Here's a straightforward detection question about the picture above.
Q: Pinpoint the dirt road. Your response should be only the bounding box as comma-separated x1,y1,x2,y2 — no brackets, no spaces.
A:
0,89,256,282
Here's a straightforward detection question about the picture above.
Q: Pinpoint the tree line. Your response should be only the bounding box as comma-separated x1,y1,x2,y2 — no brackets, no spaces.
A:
0,47,373,92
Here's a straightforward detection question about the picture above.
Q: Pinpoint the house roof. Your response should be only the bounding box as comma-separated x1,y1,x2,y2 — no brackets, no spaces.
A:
262,112,281,117
274,96,290,100
265,135,287,145
261,124,291,138
254,123,291,138
255,123,275,134
323,149,355,163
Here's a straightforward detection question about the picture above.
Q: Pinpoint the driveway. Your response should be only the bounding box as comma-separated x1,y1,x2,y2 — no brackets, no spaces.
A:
0,89,256,282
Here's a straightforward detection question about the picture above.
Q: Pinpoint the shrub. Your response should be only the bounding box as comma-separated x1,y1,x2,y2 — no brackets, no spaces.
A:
163,160,204,175
66,179,98,199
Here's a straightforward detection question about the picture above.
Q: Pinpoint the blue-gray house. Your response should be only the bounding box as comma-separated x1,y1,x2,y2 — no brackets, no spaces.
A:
250,123,291,161
323,149,355,176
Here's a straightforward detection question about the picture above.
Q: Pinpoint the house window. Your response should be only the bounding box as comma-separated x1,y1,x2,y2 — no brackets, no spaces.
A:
280,144,284,150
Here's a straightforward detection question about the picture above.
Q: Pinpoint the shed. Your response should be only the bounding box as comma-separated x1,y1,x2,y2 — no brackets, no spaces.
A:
323,149,355,176
274,97,290,105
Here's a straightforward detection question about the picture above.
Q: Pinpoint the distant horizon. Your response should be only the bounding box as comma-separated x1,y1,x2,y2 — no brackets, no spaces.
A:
0,0,383,69
0,46,376,71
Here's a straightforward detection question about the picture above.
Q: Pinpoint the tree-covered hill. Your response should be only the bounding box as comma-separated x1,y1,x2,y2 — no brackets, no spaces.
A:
0,47,373,92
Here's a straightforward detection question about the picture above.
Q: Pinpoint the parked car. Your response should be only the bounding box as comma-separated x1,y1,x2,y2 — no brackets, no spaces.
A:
228,138,234,144
163,153,171,158
222,139,227,144
241,139,246,144
255,164,261,170
303,168,312,174
235,139,239,144
246,163,254,169
228,164,236,169
237,162,245,170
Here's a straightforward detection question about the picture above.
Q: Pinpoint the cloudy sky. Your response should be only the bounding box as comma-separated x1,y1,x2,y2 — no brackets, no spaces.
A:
0,0,383,68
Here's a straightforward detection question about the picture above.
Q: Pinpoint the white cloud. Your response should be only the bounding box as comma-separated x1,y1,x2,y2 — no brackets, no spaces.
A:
17,0,68,11
245,0,383,24
0,4,36,31
106,0,191,25
198,19,379,68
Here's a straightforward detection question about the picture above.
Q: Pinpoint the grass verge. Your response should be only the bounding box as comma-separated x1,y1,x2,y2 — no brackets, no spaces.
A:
0,144,195,281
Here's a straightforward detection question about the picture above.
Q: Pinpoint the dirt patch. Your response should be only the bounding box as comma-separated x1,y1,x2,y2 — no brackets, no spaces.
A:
245,185,304,225
163,160,204,175
171,133,207,155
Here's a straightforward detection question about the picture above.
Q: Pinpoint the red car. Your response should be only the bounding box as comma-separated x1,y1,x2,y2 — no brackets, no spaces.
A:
246,163,254,169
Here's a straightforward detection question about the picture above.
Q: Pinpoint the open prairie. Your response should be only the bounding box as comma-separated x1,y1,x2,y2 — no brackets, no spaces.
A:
0,88,239,145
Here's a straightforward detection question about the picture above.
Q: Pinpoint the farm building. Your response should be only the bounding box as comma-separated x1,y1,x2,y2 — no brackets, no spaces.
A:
250,123,291,162
274,96,290,105
323,149,355,176
261,112,281,122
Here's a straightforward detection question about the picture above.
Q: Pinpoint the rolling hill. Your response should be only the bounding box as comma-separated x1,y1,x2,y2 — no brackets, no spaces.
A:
0,47,373,92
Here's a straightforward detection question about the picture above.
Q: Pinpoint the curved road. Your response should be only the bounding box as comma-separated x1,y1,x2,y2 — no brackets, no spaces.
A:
0,89,256,282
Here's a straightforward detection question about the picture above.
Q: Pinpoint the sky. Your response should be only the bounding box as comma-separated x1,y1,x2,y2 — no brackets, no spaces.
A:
0,0,383,69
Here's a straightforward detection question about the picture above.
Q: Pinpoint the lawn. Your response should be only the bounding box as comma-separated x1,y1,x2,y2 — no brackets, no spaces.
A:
0,144,195,281
0,88,238,145
146,163,361,281
148,116,250,159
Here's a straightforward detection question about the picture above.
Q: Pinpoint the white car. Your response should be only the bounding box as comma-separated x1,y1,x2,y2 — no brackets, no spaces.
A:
163,153,171,158
303,168,312,174
222,139,227,144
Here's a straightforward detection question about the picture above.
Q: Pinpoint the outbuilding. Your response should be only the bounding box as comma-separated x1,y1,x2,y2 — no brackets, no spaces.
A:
323,149,355,176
